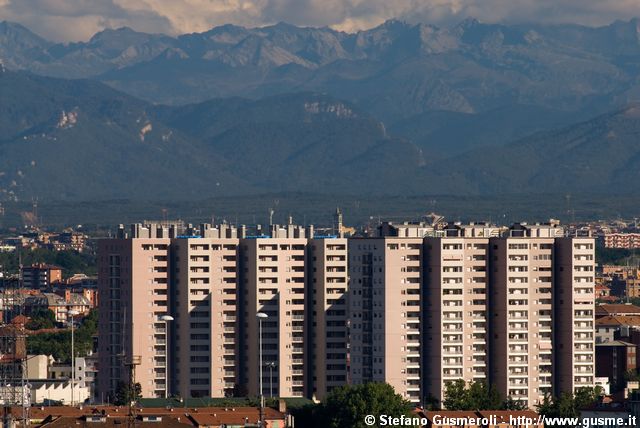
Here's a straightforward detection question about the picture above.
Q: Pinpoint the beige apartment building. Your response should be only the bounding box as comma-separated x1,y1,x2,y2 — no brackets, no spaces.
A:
348,237,424,403
241,225,349,400
424,223,499,404
242,226,309,398
555,238,596,394
308,237,349,399
97,225,171,398
98,223,349,401
171,225,240,398
99,221,594,408
488,225,595,408
488,225,559,408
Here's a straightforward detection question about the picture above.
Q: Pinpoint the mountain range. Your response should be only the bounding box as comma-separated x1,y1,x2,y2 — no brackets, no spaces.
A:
2,19,640,201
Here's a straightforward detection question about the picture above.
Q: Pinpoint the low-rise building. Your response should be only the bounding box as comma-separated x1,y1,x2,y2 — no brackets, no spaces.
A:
604,233,640,249
6,406,288,427
595,315,640,343
21,264,63,289
26,354,98,405
24,292,91,323
596,341,637,392
596,304,640,318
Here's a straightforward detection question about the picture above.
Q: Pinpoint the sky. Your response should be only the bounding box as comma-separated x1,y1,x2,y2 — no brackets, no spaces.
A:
0,0,639,42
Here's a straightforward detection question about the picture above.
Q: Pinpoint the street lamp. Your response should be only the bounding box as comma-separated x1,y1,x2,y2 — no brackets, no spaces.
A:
256,312,268,428
66,309,79,407
265,361,277,398
159,315,174,400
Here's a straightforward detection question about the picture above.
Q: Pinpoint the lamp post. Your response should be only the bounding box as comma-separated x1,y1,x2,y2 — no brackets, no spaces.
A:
159,315,174,400
67,309,79,407
266,361,277,398
256,312,268,428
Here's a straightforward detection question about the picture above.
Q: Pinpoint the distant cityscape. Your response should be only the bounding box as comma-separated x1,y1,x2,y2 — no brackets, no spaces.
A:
4,3,640,426
1,212,640,425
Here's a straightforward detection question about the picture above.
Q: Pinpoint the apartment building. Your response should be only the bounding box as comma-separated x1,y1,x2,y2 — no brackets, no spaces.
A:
488,225,560,408
555,238,596,395
171,226,239,398
348,237,423,403
98,220,595,408
242,226,309,398
21,263,63,289
423,224,497,404
604,233,640,249
308,237,349,399
99,222,349,401
97,224,171,398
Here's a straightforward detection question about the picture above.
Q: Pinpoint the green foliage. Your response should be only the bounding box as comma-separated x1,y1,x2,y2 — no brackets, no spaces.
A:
596,246,635,266
502,396,529,410
114,381,142,406
0,248,96,278
536,387,604,422
574,386,604,410
25,308,56,330
27,331,74,362
315,383,413,428
26,309,98,363
443,380,503,411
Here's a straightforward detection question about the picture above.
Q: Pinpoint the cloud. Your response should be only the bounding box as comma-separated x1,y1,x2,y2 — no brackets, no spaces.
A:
0,0,639,42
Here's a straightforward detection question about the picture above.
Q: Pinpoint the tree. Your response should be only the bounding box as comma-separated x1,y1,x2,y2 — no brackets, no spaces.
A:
316,383,413,428
443,380,503,411
502,396,528,411
442,379,467,410
0,248,96,278
114,381,142,406
536,387,604,422
573,386,603,410
536,394,556,417
26,309,98,363
25,308,56,330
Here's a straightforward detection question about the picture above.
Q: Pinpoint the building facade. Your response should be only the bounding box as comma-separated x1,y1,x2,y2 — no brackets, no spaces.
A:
21,264,62,289
97,227,171,398
348,237,424,403
555,237,596,395
98,223,349,401
98,221,595,409
423,225,495,404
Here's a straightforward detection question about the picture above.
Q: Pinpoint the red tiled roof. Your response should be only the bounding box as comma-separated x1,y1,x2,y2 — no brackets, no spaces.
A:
596,304,640,316
595,315,640,327
12,406,287,428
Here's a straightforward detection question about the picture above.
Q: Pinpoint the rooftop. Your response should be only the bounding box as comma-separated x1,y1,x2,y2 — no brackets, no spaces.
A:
596,304,640,316
595,315,640,327
596,340,637,347
9,406,286,428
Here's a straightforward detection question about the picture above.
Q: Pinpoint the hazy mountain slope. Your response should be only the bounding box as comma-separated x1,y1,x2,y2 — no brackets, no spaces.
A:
2,19,638,113
0,21,52,69
0,70,426,200
423,104,640,193
0,70,251,200
3,66,640,199
390,105,588,158
4,18,640,158
157,93,426,193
